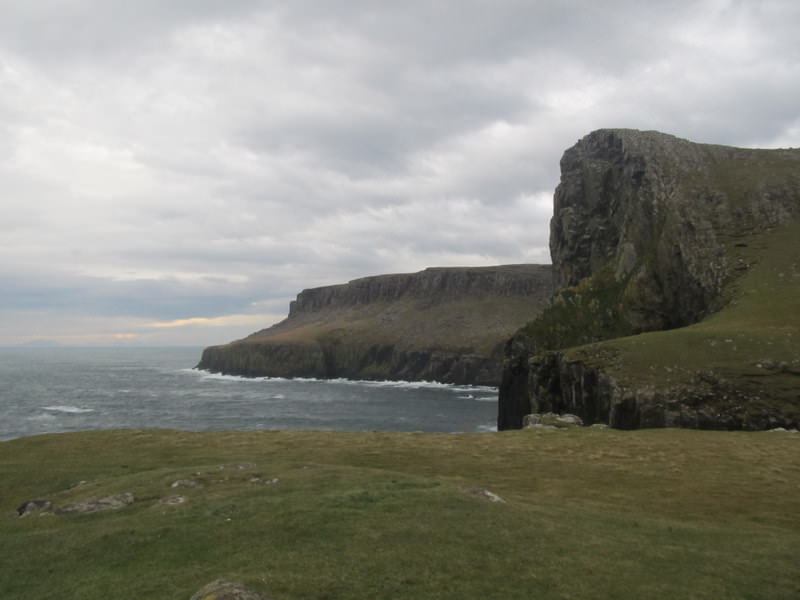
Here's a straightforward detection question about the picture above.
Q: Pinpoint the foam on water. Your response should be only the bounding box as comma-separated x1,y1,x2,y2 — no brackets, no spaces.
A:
41,405,95,414
189,368,498,394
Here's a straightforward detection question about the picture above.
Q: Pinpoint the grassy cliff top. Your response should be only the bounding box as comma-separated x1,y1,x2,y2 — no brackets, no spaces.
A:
2,428,799,599
241,296,546,353
233,264,553,354
562,219,800,423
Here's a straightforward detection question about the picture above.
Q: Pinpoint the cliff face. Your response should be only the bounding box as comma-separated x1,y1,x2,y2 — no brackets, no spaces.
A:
499,129,800,430
287,266,550,316
199,264,553,386
550,129,798,330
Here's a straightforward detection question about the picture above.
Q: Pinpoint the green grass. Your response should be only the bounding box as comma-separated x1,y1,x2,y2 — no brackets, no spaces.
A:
2,428,799,599
245,296,545,355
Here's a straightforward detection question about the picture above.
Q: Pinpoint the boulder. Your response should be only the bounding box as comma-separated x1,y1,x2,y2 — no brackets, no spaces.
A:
523,412,584,428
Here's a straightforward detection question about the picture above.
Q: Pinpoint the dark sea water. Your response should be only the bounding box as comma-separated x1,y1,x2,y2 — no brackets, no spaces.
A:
0,347,498,442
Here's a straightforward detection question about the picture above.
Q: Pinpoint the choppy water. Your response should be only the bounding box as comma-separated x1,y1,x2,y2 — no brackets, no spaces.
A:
0,347,498,441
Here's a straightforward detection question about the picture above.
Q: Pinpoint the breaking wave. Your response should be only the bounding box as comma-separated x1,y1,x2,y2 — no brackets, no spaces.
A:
189,368,497,393
41,405,95,414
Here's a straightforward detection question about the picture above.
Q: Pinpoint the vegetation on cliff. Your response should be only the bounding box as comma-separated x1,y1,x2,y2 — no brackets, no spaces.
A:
2,428,799,599
499,129,800,430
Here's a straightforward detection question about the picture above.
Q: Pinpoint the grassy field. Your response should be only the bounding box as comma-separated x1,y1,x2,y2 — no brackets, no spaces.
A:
2,428,798,599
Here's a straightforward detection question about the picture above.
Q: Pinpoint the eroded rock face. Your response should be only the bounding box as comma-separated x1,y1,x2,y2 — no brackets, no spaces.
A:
198,265,553,386
499,129,800,430
287,265,552,315
519,351,799,430
550,129,800,331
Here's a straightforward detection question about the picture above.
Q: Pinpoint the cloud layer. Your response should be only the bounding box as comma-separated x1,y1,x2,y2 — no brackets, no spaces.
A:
1,1,798,345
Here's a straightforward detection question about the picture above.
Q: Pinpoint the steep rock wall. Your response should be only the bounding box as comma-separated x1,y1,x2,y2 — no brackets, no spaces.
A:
550,129,799,331
499,129,800,430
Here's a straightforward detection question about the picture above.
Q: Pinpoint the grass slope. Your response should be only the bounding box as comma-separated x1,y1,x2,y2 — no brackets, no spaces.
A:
564,220,800,423
2,428,799,599
244,296,544,355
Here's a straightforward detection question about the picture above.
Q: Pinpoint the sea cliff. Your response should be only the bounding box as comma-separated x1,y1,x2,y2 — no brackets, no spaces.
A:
199,264,553,386
499,129,800,430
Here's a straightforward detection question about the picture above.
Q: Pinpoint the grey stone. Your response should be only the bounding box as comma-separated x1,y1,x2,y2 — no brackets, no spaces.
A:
523,412,584,428
249,477,279,485
55,492,134,515
17,499,52,517
159,495,187,506
460,487,506,503
190,579,272,600
172,479,204,489
218,462,257,471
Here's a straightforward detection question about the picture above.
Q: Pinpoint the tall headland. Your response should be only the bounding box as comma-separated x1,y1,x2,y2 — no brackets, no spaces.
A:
199,128,800,430
198,264,553,386
499,128,800,430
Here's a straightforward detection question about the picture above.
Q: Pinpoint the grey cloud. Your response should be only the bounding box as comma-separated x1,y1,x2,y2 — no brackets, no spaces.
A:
0,1,262,64
1,1,799,344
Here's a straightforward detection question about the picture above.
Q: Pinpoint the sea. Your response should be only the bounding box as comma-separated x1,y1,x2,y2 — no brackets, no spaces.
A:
0,347,499,442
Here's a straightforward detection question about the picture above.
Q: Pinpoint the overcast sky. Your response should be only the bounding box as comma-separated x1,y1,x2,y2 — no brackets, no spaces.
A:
1,0,798,347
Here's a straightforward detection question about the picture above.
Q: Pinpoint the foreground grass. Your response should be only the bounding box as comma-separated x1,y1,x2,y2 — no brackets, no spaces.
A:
1,428,798,599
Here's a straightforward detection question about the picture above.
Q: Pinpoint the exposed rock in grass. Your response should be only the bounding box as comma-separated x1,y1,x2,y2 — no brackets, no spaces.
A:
460,487,506,503
249,477,279,485
218,462,257,471
54,493,134,515
190,579,272,600
523,412,584,428
17,499,52,517
159,495,187,506
172,479,204,489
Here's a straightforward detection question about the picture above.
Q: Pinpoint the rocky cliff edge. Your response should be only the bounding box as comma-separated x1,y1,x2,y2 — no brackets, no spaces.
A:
199,264,553,386
499,129,800,430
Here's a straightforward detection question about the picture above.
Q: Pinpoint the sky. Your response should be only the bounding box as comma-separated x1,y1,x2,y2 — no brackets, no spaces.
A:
1,0,799,347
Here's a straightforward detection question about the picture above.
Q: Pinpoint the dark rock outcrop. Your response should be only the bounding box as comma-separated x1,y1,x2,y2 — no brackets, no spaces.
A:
511,348,800,430
500,129,800,430
199,265,553,386
549,129,798,329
